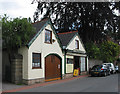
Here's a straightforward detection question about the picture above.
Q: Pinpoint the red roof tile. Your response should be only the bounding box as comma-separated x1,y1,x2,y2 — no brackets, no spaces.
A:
57,31,78,35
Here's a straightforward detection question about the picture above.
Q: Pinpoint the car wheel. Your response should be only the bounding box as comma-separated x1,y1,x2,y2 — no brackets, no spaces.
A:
104,72,107,77
111,70,113,74
99,73,101,77
116,70,118,73
108,71,110,75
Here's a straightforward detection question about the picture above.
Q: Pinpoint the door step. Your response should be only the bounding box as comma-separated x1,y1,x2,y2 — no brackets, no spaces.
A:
45,77,61,82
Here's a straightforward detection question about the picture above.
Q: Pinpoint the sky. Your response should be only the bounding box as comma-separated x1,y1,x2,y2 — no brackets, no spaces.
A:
0,0,38,21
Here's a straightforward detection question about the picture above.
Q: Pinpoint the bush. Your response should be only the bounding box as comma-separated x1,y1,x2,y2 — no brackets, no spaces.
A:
1,14,35,51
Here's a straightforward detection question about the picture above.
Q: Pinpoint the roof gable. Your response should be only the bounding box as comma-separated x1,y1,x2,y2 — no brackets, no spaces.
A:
58,31,78,47
58,31,86,51
27,18,62,49
67,33,86,52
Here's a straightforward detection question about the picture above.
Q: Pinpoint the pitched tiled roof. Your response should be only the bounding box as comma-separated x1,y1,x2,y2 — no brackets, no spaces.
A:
58,31,78,47
32,18,49,33
28,18,78,49
27,18,49,47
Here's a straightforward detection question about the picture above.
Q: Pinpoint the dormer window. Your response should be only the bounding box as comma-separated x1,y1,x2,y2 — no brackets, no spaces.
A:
75,40,79,49
45,29,52,44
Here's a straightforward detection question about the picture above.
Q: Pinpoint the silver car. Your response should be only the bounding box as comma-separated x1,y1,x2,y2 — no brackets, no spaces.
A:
102,63,115,74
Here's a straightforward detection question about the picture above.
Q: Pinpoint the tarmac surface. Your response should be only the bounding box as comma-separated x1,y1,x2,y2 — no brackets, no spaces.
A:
2,74,119,94
18,74,118,92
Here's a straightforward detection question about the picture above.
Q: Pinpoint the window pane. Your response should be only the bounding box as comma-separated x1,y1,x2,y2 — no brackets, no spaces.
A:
35,63,37,67
45,30,51,43
33,53,40,63
75,40,79,49
67,58,73,64
32,53,41,68
32,63,35,67
38,63,40,66
75,41,77,48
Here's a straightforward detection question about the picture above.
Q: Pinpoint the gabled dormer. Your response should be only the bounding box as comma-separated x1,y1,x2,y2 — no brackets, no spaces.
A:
58,31,86,54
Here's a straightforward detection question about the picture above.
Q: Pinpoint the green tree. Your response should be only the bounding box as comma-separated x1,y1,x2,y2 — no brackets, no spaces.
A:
1,14,35,53
100,41,120,62
85,42,100,59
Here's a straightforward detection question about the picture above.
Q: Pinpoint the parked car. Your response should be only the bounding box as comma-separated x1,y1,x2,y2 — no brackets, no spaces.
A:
90,65,110,77
102,63,115,74
115,66,119,73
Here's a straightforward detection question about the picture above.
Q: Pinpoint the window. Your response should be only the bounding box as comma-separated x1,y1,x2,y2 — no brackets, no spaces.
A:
45,29,52,43
75,40,79,49
67,58,74,64
80,57,85,71
32,53,41,69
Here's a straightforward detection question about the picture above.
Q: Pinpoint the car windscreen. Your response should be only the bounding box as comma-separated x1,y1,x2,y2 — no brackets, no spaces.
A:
104,64,112,67
107,64,111,67
91,65,102,70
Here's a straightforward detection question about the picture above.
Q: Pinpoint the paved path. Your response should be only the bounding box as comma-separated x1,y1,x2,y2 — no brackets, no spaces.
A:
2,81,27,91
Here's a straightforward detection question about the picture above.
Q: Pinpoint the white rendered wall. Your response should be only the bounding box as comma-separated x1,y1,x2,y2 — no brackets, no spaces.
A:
27,24,64,79
66,35,86,52
18,47,29,79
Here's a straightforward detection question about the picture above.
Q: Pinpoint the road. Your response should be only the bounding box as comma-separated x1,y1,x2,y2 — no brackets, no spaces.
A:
19,74,119,92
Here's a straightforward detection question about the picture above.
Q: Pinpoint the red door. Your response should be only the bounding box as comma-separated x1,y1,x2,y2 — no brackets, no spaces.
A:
45,55,61,81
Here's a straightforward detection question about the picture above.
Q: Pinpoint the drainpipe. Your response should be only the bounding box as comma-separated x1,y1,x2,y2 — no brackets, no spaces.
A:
64,50,66,74
63,46,67,74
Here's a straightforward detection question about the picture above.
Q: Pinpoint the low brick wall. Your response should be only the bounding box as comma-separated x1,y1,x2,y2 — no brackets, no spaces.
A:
80,71,88,75
23,78,45,85
11,54,23,84
64,73,73,79
64,72,87,79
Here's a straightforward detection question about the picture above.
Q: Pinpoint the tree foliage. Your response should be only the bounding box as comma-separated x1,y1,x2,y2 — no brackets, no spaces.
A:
85,41,120,62
85,42,100,59
33,2,120,43
100,41,120,62
1,15,35,52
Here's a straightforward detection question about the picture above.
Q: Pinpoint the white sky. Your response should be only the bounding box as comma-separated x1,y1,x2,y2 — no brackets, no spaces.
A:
0,0,38,21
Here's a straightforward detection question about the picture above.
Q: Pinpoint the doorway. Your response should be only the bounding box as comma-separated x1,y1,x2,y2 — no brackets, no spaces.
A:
74,56,81,74
45,54,61,81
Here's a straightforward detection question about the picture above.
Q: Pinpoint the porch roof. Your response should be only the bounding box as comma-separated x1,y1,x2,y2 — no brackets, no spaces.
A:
66,49,86,55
